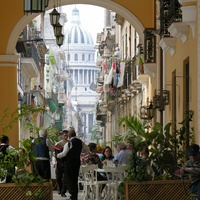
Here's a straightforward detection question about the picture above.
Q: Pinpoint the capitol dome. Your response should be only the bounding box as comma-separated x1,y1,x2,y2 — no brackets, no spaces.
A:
63,8,94,46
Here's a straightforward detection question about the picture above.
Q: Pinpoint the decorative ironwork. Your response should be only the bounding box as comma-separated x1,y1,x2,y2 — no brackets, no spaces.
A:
140,101,154,120
153,89,170,111
160,0,182,37
140,89,170,119
144,28,156,63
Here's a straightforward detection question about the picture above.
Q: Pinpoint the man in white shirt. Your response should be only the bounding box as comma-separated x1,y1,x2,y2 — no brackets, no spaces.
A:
57,129,89,200
54,130,68,197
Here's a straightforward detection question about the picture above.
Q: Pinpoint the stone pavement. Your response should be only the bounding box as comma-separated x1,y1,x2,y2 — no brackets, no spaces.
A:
53,190,84,200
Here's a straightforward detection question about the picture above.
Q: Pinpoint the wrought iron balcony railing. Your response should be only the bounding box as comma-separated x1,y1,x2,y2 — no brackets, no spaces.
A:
160,0,182,37
144,28,156,63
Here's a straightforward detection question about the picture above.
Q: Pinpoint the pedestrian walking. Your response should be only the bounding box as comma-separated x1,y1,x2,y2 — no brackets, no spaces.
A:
57,129,89,200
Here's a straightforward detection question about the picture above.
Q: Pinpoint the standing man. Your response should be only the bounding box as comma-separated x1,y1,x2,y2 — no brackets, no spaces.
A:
33,128,54,180
57,129,89,200
54,130,68,197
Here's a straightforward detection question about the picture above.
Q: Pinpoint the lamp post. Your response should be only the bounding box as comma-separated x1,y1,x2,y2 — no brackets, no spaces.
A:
24,0,48,14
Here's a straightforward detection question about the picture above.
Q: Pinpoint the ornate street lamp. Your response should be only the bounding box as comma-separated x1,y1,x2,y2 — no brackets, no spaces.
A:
140,101,154,120
56,34,64,47
147,101,154,119
49,8,61,25
53,23,63,37
24,0,48,14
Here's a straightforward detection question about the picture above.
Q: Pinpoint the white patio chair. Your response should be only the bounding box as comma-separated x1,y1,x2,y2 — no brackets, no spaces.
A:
104,165,127,200
80,164,108,200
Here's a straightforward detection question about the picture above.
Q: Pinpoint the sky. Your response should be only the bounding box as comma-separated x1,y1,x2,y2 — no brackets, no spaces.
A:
62,4,105,44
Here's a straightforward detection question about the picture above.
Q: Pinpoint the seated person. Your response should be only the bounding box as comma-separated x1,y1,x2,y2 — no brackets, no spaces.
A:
114,142,130,165
100,146,114,166
176,144,200,198
81,143,102,169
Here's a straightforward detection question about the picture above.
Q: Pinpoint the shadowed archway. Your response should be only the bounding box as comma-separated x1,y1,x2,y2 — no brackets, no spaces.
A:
7,0,144,54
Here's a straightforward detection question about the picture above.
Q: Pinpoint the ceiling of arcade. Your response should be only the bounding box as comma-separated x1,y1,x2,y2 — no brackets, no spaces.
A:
0,0,155,56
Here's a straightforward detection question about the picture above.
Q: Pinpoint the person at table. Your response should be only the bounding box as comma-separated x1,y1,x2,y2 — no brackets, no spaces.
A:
176,144,200,199
57,129,89,200
126,143,134,154
81,142,103,168
114,141,130,165
100,146,114,166
53,130,68,197
82,142,107,194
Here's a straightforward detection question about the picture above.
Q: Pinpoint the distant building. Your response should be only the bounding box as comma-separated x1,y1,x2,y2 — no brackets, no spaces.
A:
61,8,100,140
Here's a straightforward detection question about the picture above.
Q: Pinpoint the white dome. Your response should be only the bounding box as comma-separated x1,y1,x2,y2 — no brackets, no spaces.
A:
63,8,94,46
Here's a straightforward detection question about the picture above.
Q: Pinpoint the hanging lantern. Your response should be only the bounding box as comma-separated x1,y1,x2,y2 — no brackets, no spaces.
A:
49,8,60,25
56,34,64,47
53,23,63,37
24,0,46,14
140,101,154,120
147,101,154,119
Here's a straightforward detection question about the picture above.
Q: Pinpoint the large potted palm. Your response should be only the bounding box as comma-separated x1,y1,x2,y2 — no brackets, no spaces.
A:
113,111,194,200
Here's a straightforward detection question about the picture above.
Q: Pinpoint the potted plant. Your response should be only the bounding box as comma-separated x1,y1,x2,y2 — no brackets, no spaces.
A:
113,111,195,200
135,55,144,74
0,105,56,200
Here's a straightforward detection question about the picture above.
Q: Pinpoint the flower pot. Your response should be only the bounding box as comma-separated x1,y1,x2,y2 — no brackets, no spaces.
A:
0,182,53,200
125,180,191,200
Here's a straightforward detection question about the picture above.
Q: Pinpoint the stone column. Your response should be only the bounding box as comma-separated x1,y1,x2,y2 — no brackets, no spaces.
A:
78,69,80,84
87,69,89,84
82,69,84,84
0,54,19,147
73,69,75,82
92,70,94,82
86,113,89,136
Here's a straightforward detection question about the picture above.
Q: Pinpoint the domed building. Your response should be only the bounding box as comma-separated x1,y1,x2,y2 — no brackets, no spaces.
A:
61,7,100,140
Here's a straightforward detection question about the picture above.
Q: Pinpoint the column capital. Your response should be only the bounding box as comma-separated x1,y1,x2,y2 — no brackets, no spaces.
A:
0,54,19,67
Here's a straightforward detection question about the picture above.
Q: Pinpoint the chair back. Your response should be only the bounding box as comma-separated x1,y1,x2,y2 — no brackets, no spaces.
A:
104,165,127,184
80,164,98,183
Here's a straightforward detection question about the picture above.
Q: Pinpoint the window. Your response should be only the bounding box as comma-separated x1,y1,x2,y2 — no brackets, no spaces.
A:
82,54,85,61
74,54,78,61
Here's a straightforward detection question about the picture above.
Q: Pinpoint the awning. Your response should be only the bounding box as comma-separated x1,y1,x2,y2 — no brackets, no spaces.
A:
47,99,58,113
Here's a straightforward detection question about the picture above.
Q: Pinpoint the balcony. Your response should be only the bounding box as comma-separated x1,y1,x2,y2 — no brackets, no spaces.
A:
59,69,67,81
21,43,40,69
22,90,46,107
46,91,59,113
58,92,67,104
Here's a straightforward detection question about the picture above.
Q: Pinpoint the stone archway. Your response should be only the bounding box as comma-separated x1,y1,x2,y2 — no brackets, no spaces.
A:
7,0,144,54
